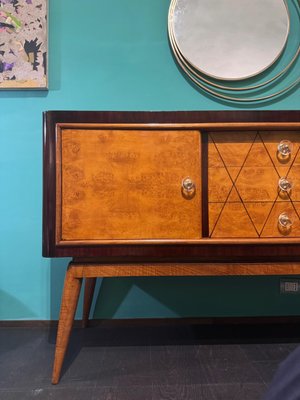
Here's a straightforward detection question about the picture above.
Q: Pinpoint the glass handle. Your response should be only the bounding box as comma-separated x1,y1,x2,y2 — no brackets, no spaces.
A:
278,140,293,157
182,177,196,196
278,212,292,230
278,177,293,193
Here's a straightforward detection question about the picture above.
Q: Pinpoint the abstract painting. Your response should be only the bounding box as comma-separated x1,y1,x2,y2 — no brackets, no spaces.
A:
0,0,47,89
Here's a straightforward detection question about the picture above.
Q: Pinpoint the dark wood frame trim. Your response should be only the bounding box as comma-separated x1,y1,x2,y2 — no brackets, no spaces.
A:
43,110,300,259
201,131,209,237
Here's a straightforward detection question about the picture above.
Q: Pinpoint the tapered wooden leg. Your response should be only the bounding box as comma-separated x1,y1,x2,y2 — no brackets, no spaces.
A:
52,266,82,385
82,278,97,328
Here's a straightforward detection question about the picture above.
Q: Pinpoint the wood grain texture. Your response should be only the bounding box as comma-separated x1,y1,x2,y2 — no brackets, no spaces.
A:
243,202,274,234
261,201,300,238
52,267,82,384
208,132,260,238
286,165,300,201
58,129,201,241
209,131,256,168
260,131,300,171
208,203,224,234
208,167,232,203
70,262,300,278
208,130,300,238
211,202,258,238
235,167,279,203
235,136,279,202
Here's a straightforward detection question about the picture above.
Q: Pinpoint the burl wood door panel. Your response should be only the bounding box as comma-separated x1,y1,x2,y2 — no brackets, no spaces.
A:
57,129,201,242
208,131,300,238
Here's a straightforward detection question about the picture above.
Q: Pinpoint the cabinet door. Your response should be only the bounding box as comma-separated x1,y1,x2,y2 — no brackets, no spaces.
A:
57,129,201,242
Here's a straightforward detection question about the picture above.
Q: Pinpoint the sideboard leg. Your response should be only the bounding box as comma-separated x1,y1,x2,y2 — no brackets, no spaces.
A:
52,266,83,385
82,278,97,328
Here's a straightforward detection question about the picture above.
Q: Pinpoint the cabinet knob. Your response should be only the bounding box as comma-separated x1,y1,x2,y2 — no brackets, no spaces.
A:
277,140,293,157
182,177,196,198
278,177,293,193
278,212,293,231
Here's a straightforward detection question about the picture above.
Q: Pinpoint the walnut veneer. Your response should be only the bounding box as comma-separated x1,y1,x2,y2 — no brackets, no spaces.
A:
58,128,202,241
43,111,300,383
208,131,300,238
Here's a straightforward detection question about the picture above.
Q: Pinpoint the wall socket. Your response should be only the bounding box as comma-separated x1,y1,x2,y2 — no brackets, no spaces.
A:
280,279,300,294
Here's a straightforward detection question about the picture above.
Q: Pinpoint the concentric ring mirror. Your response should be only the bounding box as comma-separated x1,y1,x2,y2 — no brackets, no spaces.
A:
168,0,300,101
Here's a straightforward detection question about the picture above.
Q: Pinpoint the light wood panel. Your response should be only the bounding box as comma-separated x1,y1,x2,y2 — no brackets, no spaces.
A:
58,129,201,241
243,202,273,234
208,167,232,202
208,131,258,237
235,136,279,202
260,131,300,173
211,202,258,238
261,201,300,237
208,131,300,238
286,165,300,201
209,131,257,167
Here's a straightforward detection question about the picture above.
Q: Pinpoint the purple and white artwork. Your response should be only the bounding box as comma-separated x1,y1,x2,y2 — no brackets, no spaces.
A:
0,0,47,89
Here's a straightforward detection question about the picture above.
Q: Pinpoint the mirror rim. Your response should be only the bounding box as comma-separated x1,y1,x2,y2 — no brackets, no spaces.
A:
169,0,290,81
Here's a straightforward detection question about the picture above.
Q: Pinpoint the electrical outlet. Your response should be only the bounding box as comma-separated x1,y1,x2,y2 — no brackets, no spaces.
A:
280,279,300,294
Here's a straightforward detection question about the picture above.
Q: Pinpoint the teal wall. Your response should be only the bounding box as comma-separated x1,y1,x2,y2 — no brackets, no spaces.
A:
1,0,300,320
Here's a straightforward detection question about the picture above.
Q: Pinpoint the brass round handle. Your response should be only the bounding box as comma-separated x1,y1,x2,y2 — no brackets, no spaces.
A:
278,212,292,230
278,140,293,157
278,177,293,193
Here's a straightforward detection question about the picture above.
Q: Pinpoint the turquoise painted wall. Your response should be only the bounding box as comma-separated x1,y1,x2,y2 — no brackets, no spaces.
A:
1,0,300,320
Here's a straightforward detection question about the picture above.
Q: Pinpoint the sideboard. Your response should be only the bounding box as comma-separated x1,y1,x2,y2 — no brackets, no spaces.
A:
43,110,300,383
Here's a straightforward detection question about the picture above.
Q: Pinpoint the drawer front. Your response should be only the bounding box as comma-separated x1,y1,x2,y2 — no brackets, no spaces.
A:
57,129,201,242
209,131,300,238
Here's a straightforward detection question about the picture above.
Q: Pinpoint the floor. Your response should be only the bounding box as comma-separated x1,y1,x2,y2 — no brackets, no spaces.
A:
0,321,299,400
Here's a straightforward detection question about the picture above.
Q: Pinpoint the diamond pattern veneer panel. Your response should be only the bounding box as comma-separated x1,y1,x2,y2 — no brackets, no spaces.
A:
209,131,300,238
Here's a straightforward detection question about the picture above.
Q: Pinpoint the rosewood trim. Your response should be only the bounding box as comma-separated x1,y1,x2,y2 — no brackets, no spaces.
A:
43,110,300,259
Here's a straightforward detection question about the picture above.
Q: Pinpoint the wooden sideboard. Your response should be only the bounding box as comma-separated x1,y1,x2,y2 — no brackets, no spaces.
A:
43,110,300,383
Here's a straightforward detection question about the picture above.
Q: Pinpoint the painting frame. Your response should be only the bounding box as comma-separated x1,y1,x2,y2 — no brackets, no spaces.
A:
0,0,48,90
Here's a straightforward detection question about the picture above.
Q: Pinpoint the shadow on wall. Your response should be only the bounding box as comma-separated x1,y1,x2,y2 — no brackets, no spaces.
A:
0,289,37,320
93,275,300,319
50,258,69,321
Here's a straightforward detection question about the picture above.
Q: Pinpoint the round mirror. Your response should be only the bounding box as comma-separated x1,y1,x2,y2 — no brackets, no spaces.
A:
170,0,290,81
